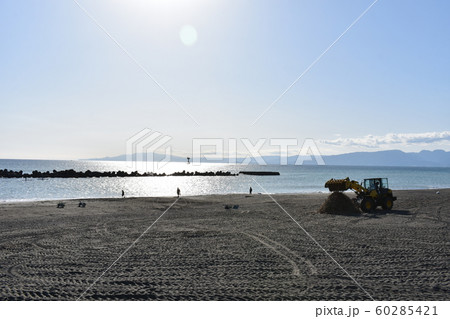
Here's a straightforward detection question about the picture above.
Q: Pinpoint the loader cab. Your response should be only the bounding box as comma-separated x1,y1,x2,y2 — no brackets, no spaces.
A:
364,178,389,192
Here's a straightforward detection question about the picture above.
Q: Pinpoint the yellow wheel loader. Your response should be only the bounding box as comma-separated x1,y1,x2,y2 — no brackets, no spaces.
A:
324,177,397,212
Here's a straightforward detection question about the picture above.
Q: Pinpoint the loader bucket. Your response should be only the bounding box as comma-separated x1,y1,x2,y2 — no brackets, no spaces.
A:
325,178,349,192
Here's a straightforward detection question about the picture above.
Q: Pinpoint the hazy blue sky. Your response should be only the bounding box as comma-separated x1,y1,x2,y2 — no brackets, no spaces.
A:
1,0,449,159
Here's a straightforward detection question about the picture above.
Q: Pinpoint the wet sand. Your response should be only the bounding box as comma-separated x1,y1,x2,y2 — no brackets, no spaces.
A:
0,189,448,300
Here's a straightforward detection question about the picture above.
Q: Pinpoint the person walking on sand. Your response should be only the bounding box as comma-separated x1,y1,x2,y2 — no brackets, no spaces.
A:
121,190,125,198
177,187,181,198
249,187,252,195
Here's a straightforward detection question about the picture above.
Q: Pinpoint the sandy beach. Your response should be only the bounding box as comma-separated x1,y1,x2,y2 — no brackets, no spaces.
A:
0,189,448,301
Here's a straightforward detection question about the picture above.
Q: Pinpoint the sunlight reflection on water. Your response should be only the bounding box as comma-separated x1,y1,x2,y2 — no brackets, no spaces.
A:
1,160,450,201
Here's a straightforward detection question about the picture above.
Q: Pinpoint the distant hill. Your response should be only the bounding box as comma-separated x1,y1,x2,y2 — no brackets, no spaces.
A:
86,150,450,167
320,150,450,167
87,153,187,162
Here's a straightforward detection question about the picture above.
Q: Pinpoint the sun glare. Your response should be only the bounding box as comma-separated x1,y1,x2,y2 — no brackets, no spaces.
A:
132,0,209,13
179,25,198,46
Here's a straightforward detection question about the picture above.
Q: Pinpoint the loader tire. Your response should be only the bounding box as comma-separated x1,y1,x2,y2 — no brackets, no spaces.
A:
382,197,394,210
361,197,375,212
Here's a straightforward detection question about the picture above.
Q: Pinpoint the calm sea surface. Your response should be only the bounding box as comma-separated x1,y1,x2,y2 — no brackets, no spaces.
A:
1,159,449,201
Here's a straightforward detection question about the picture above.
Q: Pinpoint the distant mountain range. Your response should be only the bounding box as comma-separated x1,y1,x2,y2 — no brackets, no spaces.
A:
319,150,450,167
87,150,450,167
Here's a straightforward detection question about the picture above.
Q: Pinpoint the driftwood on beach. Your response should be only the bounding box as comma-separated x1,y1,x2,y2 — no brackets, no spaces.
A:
0,169,237,179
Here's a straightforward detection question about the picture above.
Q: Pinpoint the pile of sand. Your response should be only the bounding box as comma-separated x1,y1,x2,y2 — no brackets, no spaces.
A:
318,192,361,215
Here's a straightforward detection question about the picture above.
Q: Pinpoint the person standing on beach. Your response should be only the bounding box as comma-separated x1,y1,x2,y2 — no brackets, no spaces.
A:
121,190,125,198
249,187,252,195
177,187,181,198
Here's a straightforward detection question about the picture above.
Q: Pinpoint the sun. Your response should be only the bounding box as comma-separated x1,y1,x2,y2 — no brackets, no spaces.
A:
179,25,198,46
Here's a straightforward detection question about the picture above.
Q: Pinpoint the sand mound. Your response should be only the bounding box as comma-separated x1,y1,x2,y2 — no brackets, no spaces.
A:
318,192,361,215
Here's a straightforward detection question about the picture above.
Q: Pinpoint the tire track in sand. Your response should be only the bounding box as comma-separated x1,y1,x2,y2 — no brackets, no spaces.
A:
251,233,318,275
241,232,303,277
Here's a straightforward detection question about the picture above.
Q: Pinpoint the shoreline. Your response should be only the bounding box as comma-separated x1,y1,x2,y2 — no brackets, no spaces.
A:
0,187,447,204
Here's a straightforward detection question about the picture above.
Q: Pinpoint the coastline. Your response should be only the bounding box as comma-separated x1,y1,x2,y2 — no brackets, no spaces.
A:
0,189,448,300
0,187,447,204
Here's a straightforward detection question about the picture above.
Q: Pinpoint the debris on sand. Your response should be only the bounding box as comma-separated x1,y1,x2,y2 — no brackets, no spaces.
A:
318,192,361,215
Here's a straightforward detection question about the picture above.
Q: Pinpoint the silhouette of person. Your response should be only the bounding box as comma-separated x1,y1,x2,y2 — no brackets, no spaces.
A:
122,190,125,198
374,181,380,193
249,187,253,195
177,187,181,198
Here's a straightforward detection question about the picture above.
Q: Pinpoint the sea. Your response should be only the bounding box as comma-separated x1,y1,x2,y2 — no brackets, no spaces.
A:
1,159,450,202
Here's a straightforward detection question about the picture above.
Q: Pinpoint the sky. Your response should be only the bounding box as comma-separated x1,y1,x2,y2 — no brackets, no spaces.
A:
1,0,450,160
